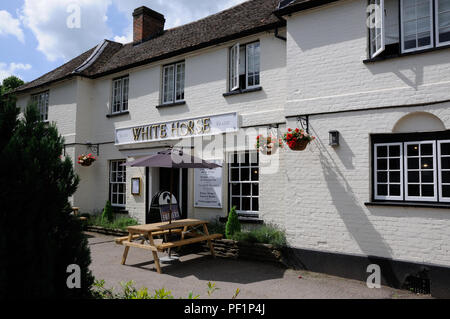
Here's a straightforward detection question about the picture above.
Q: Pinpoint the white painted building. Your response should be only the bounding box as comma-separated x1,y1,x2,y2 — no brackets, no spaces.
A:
14,0,450,297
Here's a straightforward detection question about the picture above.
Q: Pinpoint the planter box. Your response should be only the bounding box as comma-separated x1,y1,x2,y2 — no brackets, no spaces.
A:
202,239,287,266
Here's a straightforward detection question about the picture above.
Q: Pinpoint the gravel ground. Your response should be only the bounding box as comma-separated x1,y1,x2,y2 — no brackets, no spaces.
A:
87,232,431,299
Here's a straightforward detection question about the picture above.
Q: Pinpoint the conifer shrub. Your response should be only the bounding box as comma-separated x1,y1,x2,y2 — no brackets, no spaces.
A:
0,101,94,299
225,206,241,239
101,201,114,223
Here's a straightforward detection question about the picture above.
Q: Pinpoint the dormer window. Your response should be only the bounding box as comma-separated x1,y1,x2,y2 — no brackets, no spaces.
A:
368,0,450,58
229,41,260,92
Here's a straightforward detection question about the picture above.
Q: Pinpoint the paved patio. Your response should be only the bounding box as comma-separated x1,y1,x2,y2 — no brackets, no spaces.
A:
87,232,429,299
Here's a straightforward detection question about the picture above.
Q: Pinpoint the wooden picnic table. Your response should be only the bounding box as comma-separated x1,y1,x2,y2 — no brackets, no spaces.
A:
115,219,222,274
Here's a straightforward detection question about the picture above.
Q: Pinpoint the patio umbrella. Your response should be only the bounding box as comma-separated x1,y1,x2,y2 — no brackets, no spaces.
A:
124,148,221,225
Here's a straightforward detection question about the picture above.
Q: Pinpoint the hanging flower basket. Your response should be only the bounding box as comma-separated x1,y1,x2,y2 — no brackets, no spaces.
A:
256,134,283,155
78,153,96,167
283,128,315,151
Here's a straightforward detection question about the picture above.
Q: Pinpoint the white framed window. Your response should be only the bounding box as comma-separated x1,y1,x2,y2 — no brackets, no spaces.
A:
435,0,450,46
404,141,437,201
374,143,403,200
401,0,434,53
31,91,49,122
228,41,260,91
369,0,386,58
229,152,259,217
110,160,126,207
438,140,450,202
372,136,450,203
112,76,129,114
162,61,185,104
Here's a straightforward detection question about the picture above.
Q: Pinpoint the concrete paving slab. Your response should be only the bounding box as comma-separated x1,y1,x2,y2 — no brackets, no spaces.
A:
86,232,431,299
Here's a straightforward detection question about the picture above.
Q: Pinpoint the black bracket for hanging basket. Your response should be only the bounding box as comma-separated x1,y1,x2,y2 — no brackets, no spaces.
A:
86,143,100,156
297,115,310,134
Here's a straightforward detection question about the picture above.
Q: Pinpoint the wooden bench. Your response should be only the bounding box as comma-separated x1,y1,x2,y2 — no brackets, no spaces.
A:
116,219,221,274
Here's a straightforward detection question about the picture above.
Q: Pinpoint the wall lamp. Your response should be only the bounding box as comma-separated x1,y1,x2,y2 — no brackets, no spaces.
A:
329,131,340,147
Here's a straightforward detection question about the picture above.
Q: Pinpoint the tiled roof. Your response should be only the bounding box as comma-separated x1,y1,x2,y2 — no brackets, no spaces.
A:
15,0,283,93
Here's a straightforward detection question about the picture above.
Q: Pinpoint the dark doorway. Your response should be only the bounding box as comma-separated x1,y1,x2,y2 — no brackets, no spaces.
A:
159,168,188,219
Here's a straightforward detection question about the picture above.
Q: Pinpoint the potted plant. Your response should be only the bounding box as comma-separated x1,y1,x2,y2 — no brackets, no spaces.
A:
282,128,315,151
256,134,283,155
78,153,97,167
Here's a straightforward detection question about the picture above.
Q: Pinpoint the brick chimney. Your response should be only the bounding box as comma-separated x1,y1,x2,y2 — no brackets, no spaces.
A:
133,6,165,44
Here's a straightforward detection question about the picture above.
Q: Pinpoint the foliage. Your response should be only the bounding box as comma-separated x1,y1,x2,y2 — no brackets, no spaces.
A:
207,282,219,296
101,200,114,223
89,213,138,231
92,280,201,299
225,206,241,239
1,75,24,96
283,128,315,149
0,102,94,299
207,218,226,236
232,224,287,248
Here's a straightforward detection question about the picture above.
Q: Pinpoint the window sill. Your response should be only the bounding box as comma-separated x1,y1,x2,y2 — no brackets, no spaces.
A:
156,101,186,108
106,111,129,118
363,44,450,64
219,216,264,224
365,201,450,209
223,86,263,97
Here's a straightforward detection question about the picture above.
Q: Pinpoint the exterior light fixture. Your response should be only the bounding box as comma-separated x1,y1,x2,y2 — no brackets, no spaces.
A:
329,131,340,147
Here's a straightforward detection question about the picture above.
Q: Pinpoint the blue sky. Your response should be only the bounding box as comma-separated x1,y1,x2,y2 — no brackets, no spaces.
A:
0,0,245,83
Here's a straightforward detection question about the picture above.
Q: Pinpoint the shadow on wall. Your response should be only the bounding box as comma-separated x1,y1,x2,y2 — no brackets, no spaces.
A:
311,126,402,287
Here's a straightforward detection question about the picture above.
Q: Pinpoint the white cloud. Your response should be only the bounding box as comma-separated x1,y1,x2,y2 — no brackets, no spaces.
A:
20,0,113,62
0,10,25,43
111,0,247,43
19,0,247,61
0,62,32,82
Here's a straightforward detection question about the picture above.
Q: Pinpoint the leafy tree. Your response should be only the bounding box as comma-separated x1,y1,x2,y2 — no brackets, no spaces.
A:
225,206,241,239
0,101,94,299
101,200,114,223
1,75,24,95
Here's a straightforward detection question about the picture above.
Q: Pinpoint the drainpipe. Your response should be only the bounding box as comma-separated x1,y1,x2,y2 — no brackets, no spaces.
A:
274,15,287,42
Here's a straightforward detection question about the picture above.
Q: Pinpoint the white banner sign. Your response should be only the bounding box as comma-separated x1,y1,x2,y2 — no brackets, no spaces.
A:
194,160,223,209
115,112,238,146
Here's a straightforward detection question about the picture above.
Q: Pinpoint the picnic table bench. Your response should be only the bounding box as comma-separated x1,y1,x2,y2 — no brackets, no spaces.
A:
115,219,222,274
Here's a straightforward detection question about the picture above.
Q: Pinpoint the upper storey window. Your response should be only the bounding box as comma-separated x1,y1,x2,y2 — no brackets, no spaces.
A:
31,91,49,122
112,76,129,114
162,61,185,105
229,41,260,92
368,0,450,58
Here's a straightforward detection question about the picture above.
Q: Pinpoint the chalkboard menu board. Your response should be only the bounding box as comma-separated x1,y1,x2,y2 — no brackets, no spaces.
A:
194,161,223,208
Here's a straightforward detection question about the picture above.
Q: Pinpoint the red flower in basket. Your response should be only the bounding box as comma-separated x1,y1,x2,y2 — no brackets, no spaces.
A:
282,128,315,151
78,153,97,167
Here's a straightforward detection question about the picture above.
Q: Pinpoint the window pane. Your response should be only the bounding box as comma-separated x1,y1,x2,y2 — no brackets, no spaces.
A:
378,172,388,183
377,159,388,170
389,171,401,183
441,143,450,156
407,144,419,156
442,171,450,183
442,185,450,198
175,63,185,101
402,0,432,51
242,183,251,196
240,168,250,181
442,157,450,169
421,171,434,183
242,198,250,211
252,183,259,196
231,169,239,182
408,158,420,169
377,146,388,157
408,184,420,196
389,158,401,170
390,184,401,196
421,185,434,197
232,197,240,210
251,168,259,181
421,157,433,169
378,184,388,196
389,145,400,157
252,198,259,212
408,171,420,183
231,183,240,195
